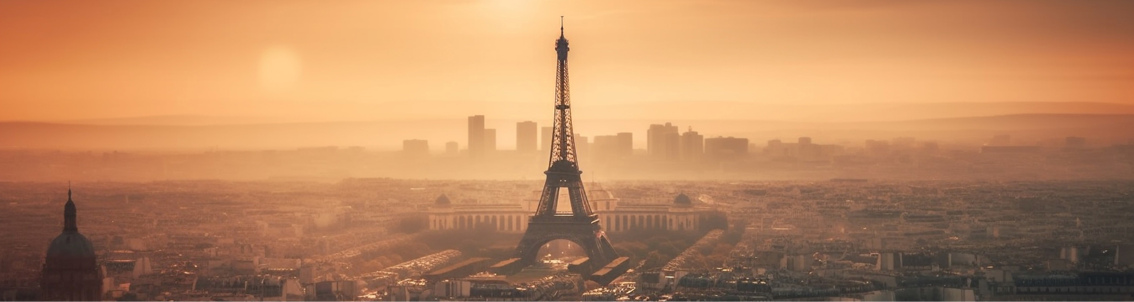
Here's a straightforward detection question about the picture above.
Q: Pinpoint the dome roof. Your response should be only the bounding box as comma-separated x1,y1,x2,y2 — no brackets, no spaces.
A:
46,231,95,259
435,194,451,206
46,187,96,261
589,189,614,200
674,193,693,206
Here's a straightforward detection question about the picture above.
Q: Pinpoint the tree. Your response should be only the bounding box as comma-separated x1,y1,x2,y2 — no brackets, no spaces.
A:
644,251,667,269
395,215,429,234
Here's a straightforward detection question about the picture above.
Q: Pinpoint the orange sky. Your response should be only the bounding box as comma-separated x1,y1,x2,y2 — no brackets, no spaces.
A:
2,0,1133,122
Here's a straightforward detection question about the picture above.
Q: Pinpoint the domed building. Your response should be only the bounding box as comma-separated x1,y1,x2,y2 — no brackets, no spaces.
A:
599,192,709,232
427,187,718,233
427,193,531,232
673,193,693,207
434,194,452,207
40,188,101,301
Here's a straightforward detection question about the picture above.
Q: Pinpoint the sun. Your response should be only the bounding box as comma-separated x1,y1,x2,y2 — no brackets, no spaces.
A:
258,45,302,94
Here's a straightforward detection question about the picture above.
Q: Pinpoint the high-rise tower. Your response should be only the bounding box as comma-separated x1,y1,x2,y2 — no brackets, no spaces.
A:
516,121,537,153
513,18,619,278
468,115,485,157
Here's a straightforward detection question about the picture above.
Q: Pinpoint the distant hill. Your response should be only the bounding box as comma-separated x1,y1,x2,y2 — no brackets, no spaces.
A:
27,101,1134,125
60,115,294,126
3,114,1133,150
707,114,1134,145
591,101,1134,122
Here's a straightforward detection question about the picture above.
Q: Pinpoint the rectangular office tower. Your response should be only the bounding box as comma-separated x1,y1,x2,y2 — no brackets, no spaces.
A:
403,139,429,156
592,133,633,161
484,129,497,152
681,128,704,160
468,115,485,157
617,132,633,157
648,123,680,160
445,141,459,156
517,121,537,153
705,136,749,159
541,126,553,152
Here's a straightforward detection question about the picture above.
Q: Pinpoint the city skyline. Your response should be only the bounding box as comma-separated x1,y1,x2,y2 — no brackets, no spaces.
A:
4,3,1134,300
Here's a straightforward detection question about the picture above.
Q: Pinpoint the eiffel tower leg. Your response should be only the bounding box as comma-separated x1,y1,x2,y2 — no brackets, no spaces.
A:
514,220,616,268
515,225,547,266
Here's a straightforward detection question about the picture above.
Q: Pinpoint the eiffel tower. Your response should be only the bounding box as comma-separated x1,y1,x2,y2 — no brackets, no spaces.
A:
513,17,619,272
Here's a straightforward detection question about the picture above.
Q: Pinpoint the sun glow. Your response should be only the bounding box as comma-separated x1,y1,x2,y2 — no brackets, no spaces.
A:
258,45,302,95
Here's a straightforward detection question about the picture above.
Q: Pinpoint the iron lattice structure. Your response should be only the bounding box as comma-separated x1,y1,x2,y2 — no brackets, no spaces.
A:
535,18,593,218
514,18,618,279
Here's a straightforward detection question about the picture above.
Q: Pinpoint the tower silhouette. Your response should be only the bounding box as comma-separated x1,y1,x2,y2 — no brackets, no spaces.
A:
513,17,618,275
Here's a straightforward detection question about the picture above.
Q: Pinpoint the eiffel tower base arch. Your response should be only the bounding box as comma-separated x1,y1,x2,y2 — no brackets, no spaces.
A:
514,216,618,277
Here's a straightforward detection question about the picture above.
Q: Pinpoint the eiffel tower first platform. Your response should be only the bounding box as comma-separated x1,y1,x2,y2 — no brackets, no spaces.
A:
509,18,623,282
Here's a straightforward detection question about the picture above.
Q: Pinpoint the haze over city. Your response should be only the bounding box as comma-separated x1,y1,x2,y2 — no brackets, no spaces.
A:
3,1,1134,301
4,1,1134,120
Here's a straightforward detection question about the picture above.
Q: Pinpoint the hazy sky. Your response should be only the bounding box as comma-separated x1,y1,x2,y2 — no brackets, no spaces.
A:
2,0,1133,122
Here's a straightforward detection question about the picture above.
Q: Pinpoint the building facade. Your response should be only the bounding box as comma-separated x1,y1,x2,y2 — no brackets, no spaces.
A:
428,190,715,233
647,123,680,160
403,139,429,156
484,129,497,152
680,128,704,161
445,141,459,156
516,121,537,153
541,127,553,152
705,136,749,159
468,115,485,157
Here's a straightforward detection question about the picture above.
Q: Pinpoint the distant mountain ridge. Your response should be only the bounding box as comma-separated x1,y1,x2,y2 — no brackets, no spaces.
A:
594,101,1134,122
18,101,1134,125
59,115,294,126
3,113,1133,150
